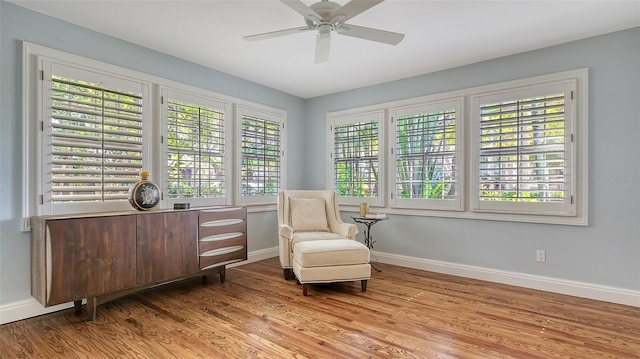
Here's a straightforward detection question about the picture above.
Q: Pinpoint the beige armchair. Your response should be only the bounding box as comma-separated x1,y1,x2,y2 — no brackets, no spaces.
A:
277,190,358,279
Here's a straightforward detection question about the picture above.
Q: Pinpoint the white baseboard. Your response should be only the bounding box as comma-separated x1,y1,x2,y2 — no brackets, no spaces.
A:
0,247,280,325
228,246,279,268
0,299,77,325
373,251,640,308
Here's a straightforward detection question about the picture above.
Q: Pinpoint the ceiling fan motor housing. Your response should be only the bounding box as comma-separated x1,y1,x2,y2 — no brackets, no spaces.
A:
305,1,344,29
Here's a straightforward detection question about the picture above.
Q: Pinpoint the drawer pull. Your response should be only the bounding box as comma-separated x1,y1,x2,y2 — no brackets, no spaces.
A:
201,260,242,270
201,219,243,227
201,232,244,242
200,245,244,257
201,207,243,213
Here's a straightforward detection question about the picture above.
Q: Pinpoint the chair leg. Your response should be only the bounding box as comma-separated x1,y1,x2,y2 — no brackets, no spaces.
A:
361,279,368,292
283,268,295,280
302,283,309,296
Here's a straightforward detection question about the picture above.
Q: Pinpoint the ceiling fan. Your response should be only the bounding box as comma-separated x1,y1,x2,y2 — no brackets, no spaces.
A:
244,0,405,63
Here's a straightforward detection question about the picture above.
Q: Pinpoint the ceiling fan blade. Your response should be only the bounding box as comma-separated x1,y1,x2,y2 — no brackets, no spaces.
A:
281,0,322,22
331,0,385,23
337,24,404,45
244,26,312,41
315,30,331,63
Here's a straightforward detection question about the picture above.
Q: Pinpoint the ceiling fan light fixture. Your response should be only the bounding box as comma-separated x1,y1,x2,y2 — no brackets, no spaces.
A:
317,24,332,35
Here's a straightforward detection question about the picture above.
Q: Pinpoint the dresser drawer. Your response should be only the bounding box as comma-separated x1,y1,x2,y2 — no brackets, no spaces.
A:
199,207,246,239
199,207,246,224
197,206,247,270
199,221,246,239
199,245,246,270
199,233,246,254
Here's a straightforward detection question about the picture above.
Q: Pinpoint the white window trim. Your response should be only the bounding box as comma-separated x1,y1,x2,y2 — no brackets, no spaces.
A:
159,86,233,208
469,70,587,225
21,42,287,230
470,81,577,216
326,69,588,226
23,44,155,226
234,103,287,207
327,109,386,208
389,97,465,211
40,59,153,215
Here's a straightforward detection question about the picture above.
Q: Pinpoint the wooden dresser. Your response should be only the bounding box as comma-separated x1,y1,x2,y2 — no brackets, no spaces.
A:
30,206,247,320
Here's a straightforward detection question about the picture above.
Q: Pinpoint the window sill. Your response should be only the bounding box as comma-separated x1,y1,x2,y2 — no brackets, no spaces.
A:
340,205,587,226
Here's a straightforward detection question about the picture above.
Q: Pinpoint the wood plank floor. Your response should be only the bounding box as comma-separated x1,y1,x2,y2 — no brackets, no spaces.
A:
1,257,639,358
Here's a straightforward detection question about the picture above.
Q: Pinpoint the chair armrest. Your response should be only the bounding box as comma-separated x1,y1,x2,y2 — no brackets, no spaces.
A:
333,222,359,240
278,224,294,268
278,224,294,239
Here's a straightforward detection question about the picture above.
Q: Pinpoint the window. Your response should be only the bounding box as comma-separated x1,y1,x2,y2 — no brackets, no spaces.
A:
471,81,577,216
236,105,286,205
161,88,231,207
328,110,385,207
390,99,463,210
326,69,587,225
23,43,288,230
39,60,150,215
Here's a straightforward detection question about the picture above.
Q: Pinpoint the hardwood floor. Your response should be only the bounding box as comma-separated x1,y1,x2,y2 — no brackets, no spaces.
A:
1,257,639,358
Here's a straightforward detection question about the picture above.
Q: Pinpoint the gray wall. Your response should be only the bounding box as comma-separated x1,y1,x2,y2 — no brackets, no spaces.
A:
1,0,638,313
0,2,305,305
306,28,640,290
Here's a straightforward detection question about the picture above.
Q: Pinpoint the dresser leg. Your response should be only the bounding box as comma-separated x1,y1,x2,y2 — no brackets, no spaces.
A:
73,300,82,315
87,297,97,321
219,266,226,283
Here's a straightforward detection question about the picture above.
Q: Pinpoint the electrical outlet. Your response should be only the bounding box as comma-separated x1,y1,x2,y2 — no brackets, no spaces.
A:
536,250,546,263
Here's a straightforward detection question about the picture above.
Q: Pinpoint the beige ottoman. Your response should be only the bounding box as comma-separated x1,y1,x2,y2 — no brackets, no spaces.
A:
292,239,371,296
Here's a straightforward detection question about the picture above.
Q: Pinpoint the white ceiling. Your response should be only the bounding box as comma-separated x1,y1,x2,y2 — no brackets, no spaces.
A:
9,0,640,98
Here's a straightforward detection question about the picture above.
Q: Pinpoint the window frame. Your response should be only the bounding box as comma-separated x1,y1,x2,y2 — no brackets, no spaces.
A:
22,42,288,231
26,52,154,220
159,86,233,208
234,103,287,206
389,98,465,211
44,65,149,211
327,109,386,208
325,69,588,226
470,81,577,216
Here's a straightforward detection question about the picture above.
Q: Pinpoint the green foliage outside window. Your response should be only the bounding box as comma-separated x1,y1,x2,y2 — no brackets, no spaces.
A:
166,99,225,199
333,121,378,198
395,110,456,200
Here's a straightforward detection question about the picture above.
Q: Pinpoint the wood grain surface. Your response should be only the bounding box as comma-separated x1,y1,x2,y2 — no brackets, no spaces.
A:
1,257,638,358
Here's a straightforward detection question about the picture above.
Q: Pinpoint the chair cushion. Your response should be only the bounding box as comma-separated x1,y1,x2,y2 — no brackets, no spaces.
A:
293,239,370,267
289,198,329,232
293,262,371,283
292,231,345,243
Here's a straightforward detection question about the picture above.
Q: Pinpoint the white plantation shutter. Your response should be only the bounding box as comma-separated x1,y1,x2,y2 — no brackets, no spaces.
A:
43,61,148,213
390,99,463,210
329,110,384,207
237,105,285,204
472,82,576,215
164,89,229,206
334,121,379,197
